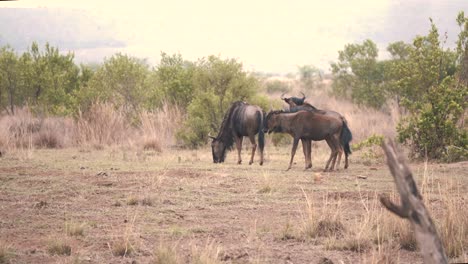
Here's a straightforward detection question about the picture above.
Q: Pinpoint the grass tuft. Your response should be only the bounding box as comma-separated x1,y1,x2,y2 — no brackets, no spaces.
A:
126,196,139,206
0,243,13,264
65,221,85,237
152,244,180,264
47,238,72,256
191,240,222,264
110,238,134,257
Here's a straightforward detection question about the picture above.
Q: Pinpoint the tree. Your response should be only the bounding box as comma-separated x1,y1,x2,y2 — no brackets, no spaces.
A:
0,46,19,114
456,11,468,85
152,52,195,108
78,53,151,117
20,42,80,115
177,55,264,147
397,16,468,160
331,39,387,108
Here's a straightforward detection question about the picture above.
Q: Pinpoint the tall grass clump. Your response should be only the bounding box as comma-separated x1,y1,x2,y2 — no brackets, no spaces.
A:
0,242,13,264
437,185,468,258
152,244,180,264
0,107,38,149
139,102,183,151
300,191,345,240
190,240,222,264
76,102,131,147
47,237,72,256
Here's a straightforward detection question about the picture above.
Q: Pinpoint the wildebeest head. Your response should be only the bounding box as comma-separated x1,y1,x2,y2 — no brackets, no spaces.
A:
209,136,226,163
263,111,283,134
281,92,306,107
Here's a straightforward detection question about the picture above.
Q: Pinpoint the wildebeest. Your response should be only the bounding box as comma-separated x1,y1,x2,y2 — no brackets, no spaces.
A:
264,110,352,171
209,101,265,165
281,94,352,169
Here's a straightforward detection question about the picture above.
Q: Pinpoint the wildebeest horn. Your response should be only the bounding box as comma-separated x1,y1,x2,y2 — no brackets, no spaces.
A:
300,91,306,99
280,92,287,100
208,133,216,140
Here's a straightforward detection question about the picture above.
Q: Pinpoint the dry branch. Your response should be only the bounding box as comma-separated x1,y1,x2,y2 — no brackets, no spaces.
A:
379,140,448,264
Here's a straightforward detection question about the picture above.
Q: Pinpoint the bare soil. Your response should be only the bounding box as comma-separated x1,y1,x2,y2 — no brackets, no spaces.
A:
0,145,467,263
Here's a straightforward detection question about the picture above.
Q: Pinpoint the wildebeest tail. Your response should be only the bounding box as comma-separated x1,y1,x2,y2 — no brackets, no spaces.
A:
257,111,265,151
340,120,353,156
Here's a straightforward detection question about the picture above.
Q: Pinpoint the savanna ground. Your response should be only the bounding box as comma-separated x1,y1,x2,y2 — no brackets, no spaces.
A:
0,84,467,264
1,142,467,264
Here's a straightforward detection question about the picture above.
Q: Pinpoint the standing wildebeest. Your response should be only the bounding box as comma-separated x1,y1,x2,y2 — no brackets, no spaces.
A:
209,101,265,165
264,110,352,171
281,94,352,169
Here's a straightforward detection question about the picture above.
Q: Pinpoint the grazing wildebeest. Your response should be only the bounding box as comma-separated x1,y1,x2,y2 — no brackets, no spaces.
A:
264,110,352,171
209,101,265,165
281,94,352,169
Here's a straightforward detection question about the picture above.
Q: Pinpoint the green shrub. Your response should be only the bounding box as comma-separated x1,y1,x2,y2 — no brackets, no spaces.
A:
176,56,264,148
397,77,467,160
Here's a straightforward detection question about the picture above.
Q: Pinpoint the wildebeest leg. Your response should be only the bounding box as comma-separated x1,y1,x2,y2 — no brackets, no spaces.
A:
306,140,312,169
287,138,300,171
334,134,343,170
324,138,338,172
248,135,257,165
330,139,339,171
235,136,243,164
344,150,349,169
301,139,312,170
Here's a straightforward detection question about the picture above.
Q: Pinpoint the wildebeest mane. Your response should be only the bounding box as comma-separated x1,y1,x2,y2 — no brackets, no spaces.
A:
216,101,246,151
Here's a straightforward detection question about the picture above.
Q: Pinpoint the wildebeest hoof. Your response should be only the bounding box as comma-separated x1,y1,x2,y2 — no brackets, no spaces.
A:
237,160,242,164
249,161,253,165
259,161,263,166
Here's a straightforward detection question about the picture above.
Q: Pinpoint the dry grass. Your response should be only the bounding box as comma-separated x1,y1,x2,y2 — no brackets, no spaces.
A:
0,103,183,153
65,221,86,237
76,102,131,146
110,238,134,257
152,244,180,264
138,102,183,150
437,184,468,258
0,242,13,264
300,190,346,240
126,196,139,206
108,213,139,257
47,237,72,256
190,240,222,264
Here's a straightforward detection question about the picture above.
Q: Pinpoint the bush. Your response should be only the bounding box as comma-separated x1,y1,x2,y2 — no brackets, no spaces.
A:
397,77,467,160
177,56,265,148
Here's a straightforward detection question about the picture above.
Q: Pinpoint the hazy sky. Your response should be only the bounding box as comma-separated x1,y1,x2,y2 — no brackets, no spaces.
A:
0,0,466,73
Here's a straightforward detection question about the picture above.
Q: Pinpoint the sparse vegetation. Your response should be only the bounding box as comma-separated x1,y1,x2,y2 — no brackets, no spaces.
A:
65,221,86,237
47,238,72,256
0,243,13,264
126,196,139,206
110,238,134,257
152,244,180,264
191,241,222,264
